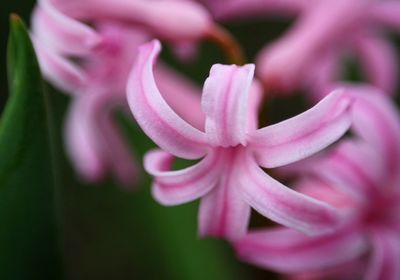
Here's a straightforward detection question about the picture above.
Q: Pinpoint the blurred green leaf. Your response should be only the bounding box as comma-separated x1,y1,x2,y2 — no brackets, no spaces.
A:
0,15,62,279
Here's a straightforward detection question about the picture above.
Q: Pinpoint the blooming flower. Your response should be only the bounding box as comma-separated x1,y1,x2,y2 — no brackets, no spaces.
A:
235,85,400,279
256,0,400,99
31,0,210,185
206,0,400,99
127,39,353,240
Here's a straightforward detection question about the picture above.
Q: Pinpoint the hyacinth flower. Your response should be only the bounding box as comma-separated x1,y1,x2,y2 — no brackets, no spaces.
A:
30,0,245,186
232,0,400,99
127,39,354,240
32,0,245,86
235,86,400,279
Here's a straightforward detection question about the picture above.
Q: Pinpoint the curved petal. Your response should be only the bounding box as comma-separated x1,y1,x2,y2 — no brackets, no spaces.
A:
309,140,384,202
285,259,365,280
247,79,263,131
207,0,305,21
347,85,400,184
256,38,309,94
127,40,208,159
65,94,106,182
293,177,356,210
366,232,400,280
353,33,398,96
32,38,87,94
256,0,366,93
369,1,400,30
235,227,367,273
32,0,101,55
60,0,211,41
113,0,212,41
202,64,255,147
238,153,340,235
145,149,220,205
307,50,341,101
98,110,140,188
65,92,139,187
198,181,251,241
198,149,251,240
250,89,352,168
170,41,199,63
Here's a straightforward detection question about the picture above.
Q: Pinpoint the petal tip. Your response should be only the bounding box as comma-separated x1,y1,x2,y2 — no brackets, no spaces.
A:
139,39,162,56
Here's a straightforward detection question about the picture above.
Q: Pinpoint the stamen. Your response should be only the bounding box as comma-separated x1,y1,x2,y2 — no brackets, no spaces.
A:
206,25,246,66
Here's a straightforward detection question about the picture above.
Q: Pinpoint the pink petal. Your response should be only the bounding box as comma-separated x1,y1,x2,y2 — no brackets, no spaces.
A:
309,140,384,203
256,37,308,93
198,150,251,240
144,149,220,205
127,40,208,160
285,259,365,280
250,89,352,168
293,177,356,210
170,41,199,63
307,50,341,101
32,0,101,55
98,110,140,188
236,227,367,273
65,92,139,187
238,153,340,235
369,1,400,30
207,0,305,21
155,64,204,130
32,38,87,94
199,183,251,241
348,85,400,185
256,0,366,93
65,94,106,182
247,79,263,131
353,33,398,96
61,0,212,42
366,232,400,280
202,64,255,147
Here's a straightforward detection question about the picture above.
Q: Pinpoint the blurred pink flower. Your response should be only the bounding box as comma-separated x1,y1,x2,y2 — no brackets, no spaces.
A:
127,39,353,240
65,90,139,188
228,0,400,99
197,0,306,20
31,0,209,186
236,86,400,279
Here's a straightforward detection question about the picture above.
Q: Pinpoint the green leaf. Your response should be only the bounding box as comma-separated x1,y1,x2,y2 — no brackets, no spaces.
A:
0,15,62,279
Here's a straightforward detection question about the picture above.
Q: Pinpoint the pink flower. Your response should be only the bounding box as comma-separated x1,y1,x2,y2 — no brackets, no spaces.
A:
246,0,400,99
31,0,208,185
235,86,400,279
127,39,353,240
65,91,139,187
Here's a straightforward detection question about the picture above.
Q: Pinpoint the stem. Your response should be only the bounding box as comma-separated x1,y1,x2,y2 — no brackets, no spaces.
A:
206,25,246,65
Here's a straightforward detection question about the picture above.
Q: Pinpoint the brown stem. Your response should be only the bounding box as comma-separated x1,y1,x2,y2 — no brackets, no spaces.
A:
206,25,246,65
